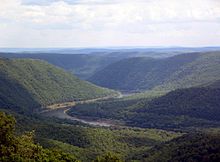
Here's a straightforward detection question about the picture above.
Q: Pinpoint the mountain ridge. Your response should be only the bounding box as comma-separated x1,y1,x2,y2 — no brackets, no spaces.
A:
89,51,220,92
0,57,115,112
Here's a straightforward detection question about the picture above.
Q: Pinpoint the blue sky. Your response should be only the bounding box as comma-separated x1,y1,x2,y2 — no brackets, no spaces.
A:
0,0,220,47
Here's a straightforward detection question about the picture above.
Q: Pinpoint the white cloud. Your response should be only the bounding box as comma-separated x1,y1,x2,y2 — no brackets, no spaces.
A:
0,0,220,47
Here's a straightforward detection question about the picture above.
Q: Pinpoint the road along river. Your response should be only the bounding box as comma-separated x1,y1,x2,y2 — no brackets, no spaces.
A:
39,94,122,127
41,107,115,127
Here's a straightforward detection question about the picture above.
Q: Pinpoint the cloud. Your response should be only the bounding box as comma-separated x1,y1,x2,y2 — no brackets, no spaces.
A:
2,0,220,27
0,0,220,47
21,0,124,6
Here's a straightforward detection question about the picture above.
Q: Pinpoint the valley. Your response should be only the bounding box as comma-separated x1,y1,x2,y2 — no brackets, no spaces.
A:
40,94,123,127
1,49,220,161
42,107,115,127
1,1,220,161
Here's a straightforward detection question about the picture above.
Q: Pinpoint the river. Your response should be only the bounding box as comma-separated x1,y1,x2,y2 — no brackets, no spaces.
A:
39,94,124,127
41,107,115,127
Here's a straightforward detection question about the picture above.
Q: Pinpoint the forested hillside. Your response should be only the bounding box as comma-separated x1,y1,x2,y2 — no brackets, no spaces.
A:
1,50,220,161
0,109,181,161
2,107,218,162
0,58,115,112
69,84,220,129
0,50,181,79
137,87,220,121
128,86,220,129
89,52,220,91
142,130,220,162
0,111,79,162
156,52,220,90
0,53,122,79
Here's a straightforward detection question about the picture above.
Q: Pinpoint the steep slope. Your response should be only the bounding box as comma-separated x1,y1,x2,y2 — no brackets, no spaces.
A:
89,52,220,91
0,53,123,79
127,83,220,129
0,58,115,112
0,111,79,162
68,83,220,129
0,51,199,80
156,52,220,90
142,130,220,162
137,87,220,121
0,108,181,162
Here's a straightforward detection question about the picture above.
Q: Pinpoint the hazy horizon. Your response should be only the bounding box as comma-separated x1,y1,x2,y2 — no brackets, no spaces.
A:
0,45,220,49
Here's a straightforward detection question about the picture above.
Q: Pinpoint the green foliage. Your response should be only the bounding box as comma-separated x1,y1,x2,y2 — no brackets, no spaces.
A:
93,153,123,162
2,110,219,162
156,52,220,91
143,130,220,162
0,58,116,112
1,51,220,162
0,50,181,79
68,98,142,120
126,87,220,129
0,53,122,79
69,86,220,130
0,112,16,157
138,87,220,121
89,52,220,92
68,90,167,121
35,123,180,161
0,111,79,162
3,109,180,161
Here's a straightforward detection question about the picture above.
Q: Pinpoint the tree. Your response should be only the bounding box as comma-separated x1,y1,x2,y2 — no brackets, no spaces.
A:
93,153,123,162
0,111,79,162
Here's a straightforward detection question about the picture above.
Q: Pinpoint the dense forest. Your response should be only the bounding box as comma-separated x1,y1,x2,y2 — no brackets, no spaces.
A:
68,85,220,129
0,109,182,161
0,50,220,161
0,111,79,162
1,0,220,159
0,49,191,79
142,129,220,162
2,110,220,162
88,52,220,92
137,87,220,121
0,58,116,113
0,53,122,79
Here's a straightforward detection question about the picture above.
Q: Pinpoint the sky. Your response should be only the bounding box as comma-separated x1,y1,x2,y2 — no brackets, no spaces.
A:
0,0,220,48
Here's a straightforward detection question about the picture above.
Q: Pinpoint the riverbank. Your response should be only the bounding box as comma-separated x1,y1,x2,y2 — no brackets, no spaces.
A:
39,93,123,127
41,107,117,127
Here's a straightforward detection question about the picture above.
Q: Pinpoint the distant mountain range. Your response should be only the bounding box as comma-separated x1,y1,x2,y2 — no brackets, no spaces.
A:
89,51,220,92
1,48,220,80
0,53,122,79
0,50,184,79
1,46,220,53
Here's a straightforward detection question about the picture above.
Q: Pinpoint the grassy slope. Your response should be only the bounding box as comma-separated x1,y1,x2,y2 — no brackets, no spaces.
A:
89,52,220,92
0,58,115,112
